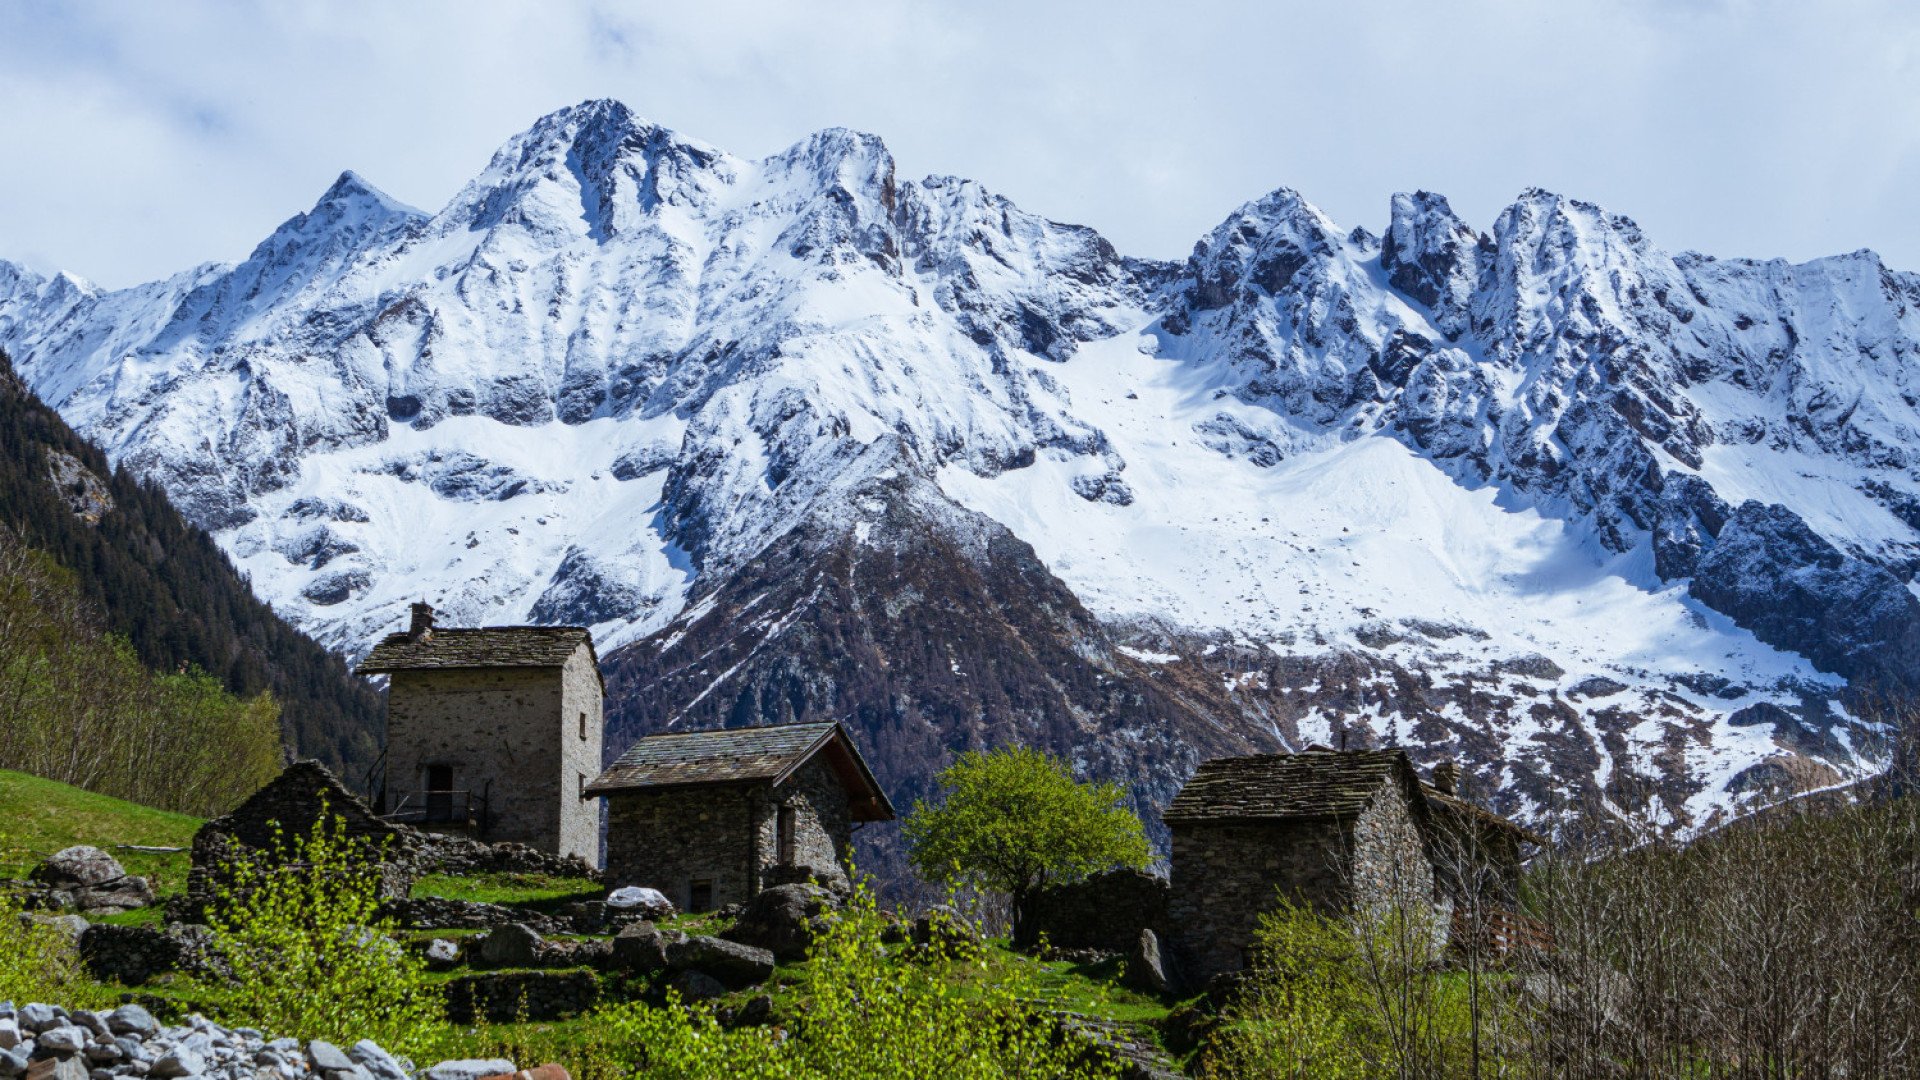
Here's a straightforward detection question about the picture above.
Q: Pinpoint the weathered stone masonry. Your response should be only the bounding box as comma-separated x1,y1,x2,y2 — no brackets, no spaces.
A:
359,609,603,862
1162,749,1445,989
591,722,891,912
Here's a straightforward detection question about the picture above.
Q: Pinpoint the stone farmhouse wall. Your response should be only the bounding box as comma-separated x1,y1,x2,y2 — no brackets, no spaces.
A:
1029,868,1171,952
1167,775,1437,988
603,756,852,910
384,645,602,862
1167,816,1349,988
1350,776,1436,920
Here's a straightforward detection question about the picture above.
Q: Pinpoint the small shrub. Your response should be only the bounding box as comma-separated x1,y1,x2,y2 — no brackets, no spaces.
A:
904,747,1151,945
193,808,444,1058
1201,899,1378,1079
0,832,103,1006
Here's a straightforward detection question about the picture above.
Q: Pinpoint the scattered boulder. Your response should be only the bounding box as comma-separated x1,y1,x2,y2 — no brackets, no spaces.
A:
724,995,775,1028
24,1057,86,1080
348,1041,410,1080
1124,929,1175,995
912,905,981,953
21,914,89,943
476,923,543,968
611,921,683,973
604,887,674,921
423,938,461,971
103,1008,155,1041
668,970,727,1003
423,1060,519,1080
306,1040,356,1073
665,936,775,989
723,883,838,962
149,1045,205,1078
34,1027,85,1055
28,847,153,914
18,1006,62,1034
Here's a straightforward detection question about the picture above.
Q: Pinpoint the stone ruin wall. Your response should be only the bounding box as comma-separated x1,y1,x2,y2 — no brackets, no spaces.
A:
1028,867,1171,952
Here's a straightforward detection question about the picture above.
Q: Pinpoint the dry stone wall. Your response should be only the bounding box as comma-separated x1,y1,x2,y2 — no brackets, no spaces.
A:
1028,869,1170,952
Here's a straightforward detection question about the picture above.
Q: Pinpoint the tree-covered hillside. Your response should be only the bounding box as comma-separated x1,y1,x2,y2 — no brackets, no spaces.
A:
0,350,380,774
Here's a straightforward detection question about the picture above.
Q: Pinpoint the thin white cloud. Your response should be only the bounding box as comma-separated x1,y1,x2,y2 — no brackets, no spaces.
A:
2,0,1917,287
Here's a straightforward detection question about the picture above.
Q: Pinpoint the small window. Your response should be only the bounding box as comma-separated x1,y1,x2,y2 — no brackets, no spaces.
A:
689,879,714,913
579,711,587,739
777,805,797,867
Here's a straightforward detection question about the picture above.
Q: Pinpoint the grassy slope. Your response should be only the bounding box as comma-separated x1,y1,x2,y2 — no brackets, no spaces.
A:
0,767,201,889
0,769,1176,1063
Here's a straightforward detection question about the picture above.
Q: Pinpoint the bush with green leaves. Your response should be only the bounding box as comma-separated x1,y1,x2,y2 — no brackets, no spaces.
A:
192,808,443,1059
1203,897,1522,1080
903,747,1150,944
448,880,1120,1080
0,834,104,1007
1201,899,1380,1079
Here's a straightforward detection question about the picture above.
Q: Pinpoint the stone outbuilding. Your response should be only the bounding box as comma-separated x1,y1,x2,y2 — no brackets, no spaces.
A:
1165,748,1530,988
178,759,414,920
586,721,894,912
358,603,603,863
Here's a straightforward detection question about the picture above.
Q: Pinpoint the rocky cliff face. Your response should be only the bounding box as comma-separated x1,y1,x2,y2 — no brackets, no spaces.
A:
3,99,1914,835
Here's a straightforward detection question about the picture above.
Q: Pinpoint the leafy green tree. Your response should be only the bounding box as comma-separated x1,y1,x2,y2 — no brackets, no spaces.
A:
903,747,1151,944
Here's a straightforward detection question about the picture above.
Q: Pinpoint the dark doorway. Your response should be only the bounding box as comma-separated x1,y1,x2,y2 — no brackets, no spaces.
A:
689,878,714,913
425,764,454,822
777,805,797,866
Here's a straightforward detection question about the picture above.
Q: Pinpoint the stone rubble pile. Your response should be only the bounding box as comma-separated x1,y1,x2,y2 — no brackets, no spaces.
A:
19,848,154,916
0,1002,549,1080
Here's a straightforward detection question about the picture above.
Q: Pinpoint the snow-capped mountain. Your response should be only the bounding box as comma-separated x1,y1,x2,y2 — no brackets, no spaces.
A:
4,99,1915,836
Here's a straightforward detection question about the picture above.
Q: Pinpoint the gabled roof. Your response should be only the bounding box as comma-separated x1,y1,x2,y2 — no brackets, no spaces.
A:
1163,749,1421,824
585,721,895,821
357,626,599,684
199,759,400,850
1420,783,1545,846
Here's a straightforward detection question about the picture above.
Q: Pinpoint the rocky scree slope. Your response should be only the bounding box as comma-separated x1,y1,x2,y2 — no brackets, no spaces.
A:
2,100,1916,834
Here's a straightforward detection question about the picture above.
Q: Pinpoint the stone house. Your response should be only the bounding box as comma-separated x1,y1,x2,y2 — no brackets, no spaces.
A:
357,603,603,863
1165,748,1530,988
586,721,894,912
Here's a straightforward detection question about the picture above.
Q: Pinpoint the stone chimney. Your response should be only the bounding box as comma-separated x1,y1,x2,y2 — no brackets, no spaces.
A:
1432,761,1461,796
408,601,435,641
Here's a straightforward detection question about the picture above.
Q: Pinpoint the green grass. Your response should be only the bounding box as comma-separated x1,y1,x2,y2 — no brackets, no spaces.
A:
411,872,603,909
0,768,201,896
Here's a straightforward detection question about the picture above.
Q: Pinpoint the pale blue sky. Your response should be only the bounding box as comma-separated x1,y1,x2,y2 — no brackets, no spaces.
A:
2,0,1916,287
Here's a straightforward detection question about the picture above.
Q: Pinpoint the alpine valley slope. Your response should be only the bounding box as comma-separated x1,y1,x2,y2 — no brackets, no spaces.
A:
3,99,1916,841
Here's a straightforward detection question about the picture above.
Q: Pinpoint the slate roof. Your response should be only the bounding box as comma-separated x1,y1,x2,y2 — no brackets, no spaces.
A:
1421,784,1545,845
357,626,597,677
585,721,894,820
1163,749,1418,824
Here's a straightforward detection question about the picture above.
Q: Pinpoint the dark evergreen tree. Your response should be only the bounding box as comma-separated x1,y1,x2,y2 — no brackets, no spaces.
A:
0,350,381,774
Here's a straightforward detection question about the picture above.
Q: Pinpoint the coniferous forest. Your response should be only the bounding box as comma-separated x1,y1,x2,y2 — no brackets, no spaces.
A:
0,350,381,777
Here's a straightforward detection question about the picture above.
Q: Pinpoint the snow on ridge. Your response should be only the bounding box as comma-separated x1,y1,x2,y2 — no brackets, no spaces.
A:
0,98,1914,823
